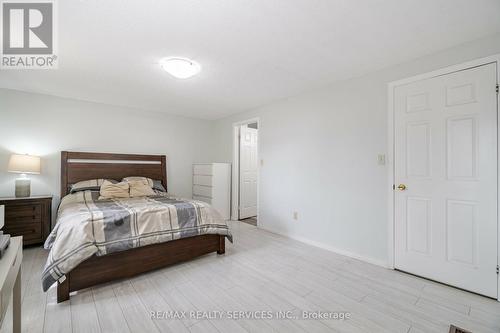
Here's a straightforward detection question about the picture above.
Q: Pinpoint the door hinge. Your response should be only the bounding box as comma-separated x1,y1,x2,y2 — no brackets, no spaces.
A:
496,84,499,94
497,265,499,275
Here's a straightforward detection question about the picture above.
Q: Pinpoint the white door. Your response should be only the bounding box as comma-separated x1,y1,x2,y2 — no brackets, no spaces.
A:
394,63,498,298
239,125,258,219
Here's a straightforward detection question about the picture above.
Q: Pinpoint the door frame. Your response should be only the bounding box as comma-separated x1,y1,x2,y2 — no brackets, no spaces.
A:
232,117,260,222
387,54,500,300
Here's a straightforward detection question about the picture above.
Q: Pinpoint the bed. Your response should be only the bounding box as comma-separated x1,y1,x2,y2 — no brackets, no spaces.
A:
43,151,231,303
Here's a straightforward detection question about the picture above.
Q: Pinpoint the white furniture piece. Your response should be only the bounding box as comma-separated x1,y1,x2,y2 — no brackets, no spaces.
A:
0,236,22,333
193,163,231,220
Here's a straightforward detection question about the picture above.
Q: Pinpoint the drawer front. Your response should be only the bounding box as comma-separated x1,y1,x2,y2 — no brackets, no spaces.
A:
193,164,213,175
3,223,42,243
193,175,212,186
5,204,41,223
193,195,212,204
193,185,212,198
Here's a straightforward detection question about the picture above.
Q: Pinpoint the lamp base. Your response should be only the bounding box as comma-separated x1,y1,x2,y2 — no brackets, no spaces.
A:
15,178,31,198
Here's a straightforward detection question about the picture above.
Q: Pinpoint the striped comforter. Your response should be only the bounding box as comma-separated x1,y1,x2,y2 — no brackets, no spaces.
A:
42,190,232,291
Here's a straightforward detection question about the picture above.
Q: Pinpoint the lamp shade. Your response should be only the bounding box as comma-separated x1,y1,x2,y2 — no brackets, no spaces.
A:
7,154,41,174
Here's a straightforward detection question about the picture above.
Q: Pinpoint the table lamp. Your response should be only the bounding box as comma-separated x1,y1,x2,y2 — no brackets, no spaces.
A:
7,154,41,197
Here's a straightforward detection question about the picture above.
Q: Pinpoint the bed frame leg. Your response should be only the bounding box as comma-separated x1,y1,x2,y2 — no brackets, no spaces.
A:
57,277,70,303
217,235,225,254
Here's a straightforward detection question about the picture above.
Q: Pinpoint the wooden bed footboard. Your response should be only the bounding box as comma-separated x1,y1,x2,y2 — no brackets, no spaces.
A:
57,234,226,303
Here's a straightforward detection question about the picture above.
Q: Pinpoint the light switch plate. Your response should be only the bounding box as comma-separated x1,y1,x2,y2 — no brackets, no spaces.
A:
377,154,386,165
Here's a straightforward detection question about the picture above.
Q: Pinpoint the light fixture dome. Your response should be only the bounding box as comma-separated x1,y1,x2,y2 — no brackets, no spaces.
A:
160,57,201,79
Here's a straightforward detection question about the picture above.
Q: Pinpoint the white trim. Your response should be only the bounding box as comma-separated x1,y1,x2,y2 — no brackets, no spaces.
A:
497,57,500,303
259,225,387,268
387,78,395,270
387,54,500,301
231,117,260,223
231,126,239,220
68,159,161,165
388,54,500,88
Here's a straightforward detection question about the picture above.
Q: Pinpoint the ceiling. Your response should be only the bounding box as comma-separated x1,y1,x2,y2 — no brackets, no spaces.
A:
1,0,500,119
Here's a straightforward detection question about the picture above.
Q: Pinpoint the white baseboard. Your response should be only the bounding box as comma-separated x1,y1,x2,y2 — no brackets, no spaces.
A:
258,224,388,268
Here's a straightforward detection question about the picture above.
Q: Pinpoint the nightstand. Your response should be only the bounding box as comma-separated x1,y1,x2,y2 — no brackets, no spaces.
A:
0,196,52,246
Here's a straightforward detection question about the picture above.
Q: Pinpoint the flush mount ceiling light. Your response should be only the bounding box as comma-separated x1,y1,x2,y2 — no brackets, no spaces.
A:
159,57,201,79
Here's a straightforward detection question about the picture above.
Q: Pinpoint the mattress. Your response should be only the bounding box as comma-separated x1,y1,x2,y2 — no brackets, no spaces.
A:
41,190,232,291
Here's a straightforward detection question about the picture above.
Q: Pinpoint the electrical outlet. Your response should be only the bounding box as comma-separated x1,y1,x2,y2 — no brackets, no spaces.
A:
293,211,298,220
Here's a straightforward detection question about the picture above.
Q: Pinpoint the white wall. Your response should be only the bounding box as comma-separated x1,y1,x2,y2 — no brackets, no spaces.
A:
2,33,500,265
0,89,214,222
212,33,500,266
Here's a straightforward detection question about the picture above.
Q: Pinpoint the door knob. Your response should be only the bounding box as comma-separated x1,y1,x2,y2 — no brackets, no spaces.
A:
396,184,407,191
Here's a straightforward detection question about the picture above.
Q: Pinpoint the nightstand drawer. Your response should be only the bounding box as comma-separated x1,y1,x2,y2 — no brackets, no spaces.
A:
0,196,52,246
5,204,41,223
3,223,42,243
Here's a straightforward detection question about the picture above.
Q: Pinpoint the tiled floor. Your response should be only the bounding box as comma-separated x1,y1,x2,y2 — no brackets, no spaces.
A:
4,221,500,332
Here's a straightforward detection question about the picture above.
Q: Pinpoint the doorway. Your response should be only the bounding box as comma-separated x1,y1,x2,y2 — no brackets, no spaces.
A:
388,56,500,299
232,119,259,225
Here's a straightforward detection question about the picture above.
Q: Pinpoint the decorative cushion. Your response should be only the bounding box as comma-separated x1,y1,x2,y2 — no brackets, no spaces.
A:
122,176,154,187
99,180,130,199
128,180,156,197
123,176,166,192
70,179,117,193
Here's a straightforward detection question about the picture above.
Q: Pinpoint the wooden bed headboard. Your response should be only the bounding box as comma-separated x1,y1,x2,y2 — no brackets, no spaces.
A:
61,151,167,197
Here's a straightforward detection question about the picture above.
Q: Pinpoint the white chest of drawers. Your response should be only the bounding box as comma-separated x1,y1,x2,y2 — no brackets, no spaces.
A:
192,163,231,220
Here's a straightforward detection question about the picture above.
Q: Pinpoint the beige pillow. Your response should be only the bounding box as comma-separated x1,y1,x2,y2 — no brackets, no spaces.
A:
122,176,154,187
129,180,156,197
99,180,130,199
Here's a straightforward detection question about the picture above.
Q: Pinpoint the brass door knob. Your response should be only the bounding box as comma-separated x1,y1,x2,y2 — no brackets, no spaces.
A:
396,184,407,191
